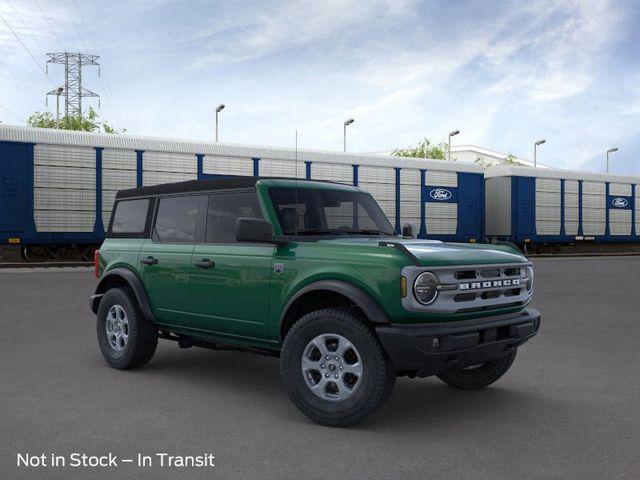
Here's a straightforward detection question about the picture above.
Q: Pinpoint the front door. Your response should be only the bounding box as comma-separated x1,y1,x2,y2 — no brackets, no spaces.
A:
189,190,274,339
139,194,202,326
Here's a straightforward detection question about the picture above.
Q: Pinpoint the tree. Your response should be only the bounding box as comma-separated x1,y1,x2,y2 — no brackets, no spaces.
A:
474,152,522,168
392,138,449,160
27,107,125,133
503,153,520,165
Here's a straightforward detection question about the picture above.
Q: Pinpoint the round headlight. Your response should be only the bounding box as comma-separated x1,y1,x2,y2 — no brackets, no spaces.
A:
525,266,534,293
414,272,440,305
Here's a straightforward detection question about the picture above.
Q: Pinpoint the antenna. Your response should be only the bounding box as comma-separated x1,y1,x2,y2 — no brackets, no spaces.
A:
294,129,298,237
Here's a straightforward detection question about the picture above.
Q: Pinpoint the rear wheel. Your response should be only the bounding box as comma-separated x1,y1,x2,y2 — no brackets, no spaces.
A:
96,287,158,369
436,350,517,390
280,308,396,427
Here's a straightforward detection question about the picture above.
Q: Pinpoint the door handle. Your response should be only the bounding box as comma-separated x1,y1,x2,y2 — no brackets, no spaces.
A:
194,259,215,269
140,256,158,266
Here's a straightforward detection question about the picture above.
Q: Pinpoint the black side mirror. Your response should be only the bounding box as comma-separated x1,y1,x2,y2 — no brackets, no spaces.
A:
401,223,414,238
235,218,276,243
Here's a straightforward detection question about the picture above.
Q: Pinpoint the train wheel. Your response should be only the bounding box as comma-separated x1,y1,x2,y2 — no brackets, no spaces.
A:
21,245,61,263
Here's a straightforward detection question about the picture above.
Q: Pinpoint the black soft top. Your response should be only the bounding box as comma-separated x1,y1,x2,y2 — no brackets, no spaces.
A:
116,177,350,199
116,177,261,199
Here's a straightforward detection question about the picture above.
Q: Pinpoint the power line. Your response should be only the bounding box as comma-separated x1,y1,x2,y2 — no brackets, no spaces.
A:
68,0,126,127
5,0,65,86
0,12,57,87
61,0,90,52
71,0,97,47
0,57,44,103
0,102,24,123
34,0,67,52
6,0,42,48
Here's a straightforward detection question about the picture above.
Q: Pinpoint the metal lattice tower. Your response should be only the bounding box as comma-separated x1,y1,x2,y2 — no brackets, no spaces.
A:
46,53,100,118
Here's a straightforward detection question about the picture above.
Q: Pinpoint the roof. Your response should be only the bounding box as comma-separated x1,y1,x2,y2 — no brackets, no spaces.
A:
451,145,550,169
115,177,351,199
485,164,640,184
0,124,483,174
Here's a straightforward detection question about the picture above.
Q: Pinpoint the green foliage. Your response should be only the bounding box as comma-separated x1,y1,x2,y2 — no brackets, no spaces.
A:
392,138,449,160
27,107,125,134
503,153,520,165
475,152,522,168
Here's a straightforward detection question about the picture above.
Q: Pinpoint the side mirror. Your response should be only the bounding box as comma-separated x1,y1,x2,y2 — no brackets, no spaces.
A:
235,218,276,243
401,223,414,238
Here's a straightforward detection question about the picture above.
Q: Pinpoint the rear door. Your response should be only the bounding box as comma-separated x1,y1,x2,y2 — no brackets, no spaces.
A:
189,189,274,339
139,194,203,326
0,142,29,233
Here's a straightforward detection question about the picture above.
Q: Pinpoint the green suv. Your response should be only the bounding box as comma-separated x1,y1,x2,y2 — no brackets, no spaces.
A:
91,177,540,426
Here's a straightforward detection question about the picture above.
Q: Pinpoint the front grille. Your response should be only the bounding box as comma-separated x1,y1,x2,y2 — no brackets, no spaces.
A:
402,262,533,314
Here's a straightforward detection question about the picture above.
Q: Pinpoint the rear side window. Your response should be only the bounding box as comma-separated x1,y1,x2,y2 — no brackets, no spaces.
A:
154,196,200,243
111,199,150,234
206,191,263,243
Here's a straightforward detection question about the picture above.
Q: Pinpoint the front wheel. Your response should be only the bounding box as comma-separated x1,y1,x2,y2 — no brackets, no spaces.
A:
280,308,396,427
436,350,517,390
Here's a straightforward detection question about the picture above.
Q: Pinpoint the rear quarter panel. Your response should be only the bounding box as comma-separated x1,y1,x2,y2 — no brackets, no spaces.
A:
98,238,146,276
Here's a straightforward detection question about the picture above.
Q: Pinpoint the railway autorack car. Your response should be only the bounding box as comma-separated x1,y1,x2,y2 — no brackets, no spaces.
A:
485,165,640,248
0,125,484,260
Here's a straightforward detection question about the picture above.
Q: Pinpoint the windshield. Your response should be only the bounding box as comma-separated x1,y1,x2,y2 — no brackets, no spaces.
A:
268,187,395,236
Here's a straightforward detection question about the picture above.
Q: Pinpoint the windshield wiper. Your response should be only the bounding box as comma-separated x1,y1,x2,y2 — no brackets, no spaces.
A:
288,229,340,236
346,229,391,235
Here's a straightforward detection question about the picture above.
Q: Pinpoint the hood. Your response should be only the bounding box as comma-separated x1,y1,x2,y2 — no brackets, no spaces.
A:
318,237,527,266
396,239,527,266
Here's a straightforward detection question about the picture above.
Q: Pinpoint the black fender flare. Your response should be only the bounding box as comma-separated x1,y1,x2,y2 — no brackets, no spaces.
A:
279,280,391,331
91,267,154,322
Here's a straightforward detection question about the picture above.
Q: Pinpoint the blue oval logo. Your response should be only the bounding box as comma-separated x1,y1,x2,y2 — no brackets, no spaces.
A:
611,197,628,208
429,188,452,201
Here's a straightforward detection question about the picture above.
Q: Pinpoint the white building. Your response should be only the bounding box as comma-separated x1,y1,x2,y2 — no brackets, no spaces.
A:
366,145,551,169
450,144,550,169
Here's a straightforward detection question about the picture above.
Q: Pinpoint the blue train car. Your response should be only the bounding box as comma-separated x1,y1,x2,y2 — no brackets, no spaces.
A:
485,165,640,246
0,125,484,259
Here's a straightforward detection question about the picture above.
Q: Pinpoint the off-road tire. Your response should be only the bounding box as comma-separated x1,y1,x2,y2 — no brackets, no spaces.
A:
280,308,396,427
96,287,158,370
436,350,517,390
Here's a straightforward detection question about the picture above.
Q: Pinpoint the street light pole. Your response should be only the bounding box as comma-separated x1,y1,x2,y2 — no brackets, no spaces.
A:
606,147,618,173
55,87,64,128
534,139,546,167
448,130,460,161
343,118,354,152
215,104,225,142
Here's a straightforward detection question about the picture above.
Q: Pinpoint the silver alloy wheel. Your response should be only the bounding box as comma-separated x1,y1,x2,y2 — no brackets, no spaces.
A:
301,333,363,402
105,304,129,353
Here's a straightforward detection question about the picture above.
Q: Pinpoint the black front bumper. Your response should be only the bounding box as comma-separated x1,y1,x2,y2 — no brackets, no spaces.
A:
375,308,541,377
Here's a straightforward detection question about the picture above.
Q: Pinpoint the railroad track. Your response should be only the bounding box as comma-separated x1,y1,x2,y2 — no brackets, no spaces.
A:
528,252,640,258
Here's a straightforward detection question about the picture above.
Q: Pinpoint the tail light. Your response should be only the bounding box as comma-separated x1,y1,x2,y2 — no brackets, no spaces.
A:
94,250,100,278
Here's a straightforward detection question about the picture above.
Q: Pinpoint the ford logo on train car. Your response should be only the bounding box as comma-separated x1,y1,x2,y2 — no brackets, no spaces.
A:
611,197,629,208
429,188,452,201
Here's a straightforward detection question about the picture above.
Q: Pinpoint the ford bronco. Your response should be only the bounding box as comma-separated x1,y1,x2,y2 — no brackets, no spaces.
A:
91,177,540,426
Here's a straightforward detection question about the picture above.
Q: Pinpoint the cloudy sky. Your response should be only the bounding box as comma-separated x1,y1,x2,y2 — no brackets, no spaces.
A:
1,0,639,174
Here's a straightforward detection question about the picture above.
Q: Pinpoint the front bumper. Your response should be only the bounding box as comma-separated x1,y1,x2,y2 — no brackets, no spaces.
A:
375,308,540,377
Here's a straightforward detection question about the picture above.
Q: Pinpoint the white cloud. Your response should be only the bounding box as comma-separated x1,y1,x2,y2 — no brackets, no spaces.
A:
1,0,638,176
